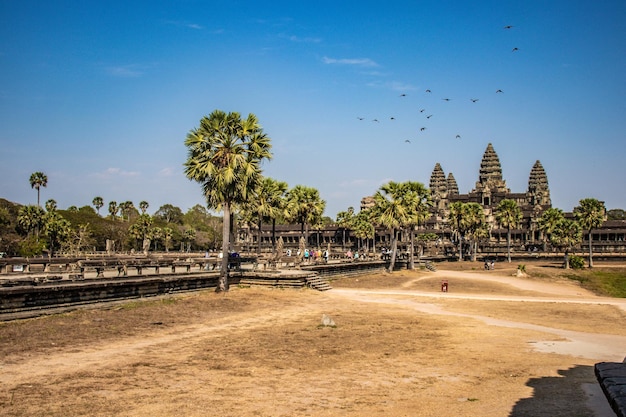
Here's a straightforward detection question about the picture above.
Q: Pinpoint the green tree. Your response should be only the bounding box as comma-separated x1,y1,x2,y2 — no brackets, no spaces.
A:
550,218,582,269
139,200,149,214
495,199,522,263
45,199,57,213
351,209,375,254
29,171,48,207
461,202,485,262
108,201,119,220
404,181,432,269
17,205,45,238
606,209,626,220
154,204,184,224
370,181,412,272
336,207,355,251
447,202,466,261
574,198,606,268
92,196,104,215
184,110,272,291
162,227,173,253
245,177,288,254
285,185,326,244
42,211,71,256
538,208,564,251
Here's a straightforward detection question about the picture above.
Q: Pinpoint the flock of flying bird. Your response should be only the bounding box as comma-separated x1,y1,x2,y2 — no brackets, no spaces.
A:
356,25,518,144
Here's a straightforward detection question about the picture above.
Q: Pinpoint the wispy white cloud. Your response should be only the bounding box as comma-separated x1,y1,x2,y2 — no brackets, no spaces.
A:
104,65,143,78
158,167,175,177
322,56,379,67
92,167,140,179
163,20,204,30
284,34,322,43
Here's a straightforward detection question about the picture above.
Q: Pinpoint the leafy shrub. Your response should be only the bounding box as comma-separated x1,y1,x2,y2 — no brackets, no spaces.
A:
568,255,585,270
517,264,526,273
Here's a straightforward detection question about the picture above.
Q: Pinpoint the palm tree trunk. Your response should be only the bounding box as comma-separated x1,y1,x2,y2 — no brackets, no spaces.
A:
409,228,415,270
588,229,593,268
507,228,512,263
388,229,398,273
219,202,231,292
257,217,262,255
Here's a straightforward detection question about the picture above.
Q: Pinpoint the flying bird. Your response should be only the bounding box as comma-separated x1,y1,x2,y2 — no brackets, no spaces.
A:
420,127,427,131
420,109,425,113
426,114,433,119
442,98,451,101
357,117,364,120
496,89,503,93
425,89,431,93
456,135,461,139
512,47,519,52
399,93,407,97
405,139,411,143
390,117,395,120
470,98,479,103
504,25,514,29
373,119,379,122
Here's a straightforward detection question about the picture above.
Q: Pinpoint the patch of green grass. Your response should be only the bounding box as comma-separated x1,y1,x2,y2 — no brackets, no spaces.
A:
563,269,626,297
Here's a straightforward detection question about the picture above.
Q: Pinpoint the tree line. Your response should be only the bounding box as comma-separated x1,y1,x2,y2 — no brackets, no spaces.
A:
2,110,620,291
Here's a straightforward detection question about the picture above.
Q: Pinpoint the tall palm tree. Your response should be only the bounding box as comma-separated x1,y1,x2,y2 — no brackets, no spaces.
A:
574,198,605,268
184,110,272,292
336,207,355,251
108,201,119,220
351,209,375,254
404,181,432,269
447,202,465,261
42,211,71,257
285,185,326,244
17,205,45,237
245,177,288,254
45,199,57,212
29,172,48,207
92,196,104,215
538,208,564,251
139,200,149,214
370,181,412,273
550,218,582,269
461,202,485,262
495,199,522,263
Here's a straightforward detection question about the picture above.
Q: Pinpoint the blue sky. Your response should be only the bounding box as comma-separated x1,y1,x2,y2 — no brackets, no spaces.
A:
1,0,624,218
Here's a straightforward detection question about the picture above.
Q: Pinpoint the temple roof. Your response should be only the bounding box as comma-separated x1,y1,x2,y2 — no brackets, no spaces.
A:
429,162,447,198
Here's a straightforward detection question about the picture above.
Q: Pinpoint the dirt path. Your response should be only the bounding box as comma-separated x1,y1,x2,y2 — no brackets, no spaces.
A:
0,267,624,417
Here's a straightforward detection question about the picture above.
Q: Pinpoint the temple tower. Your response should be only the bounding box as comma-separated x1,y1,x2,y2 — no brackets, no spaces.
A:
527,160,551,206
447,173,459,195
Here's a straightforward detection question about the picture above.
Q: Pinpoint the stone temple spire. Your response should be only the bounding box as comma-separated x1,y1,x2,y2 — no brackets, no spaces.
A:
527,160,551,206
429,163,447,198
447,173,459,195
473,143,509,193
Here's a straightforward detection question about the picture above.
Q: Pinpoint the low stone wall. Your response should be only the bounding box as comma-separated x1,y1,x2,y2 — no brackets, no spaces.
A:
595,361,626,417
0,272,231,320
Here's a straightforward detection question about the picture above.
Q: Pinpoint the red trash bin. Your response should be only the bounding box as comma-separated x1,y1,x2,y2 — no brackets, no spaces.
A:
441,280,448,292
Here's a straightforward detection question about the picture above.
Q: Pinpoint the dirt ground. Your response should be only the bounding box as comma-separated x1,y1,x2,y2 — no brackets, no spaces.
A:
1,261,625,417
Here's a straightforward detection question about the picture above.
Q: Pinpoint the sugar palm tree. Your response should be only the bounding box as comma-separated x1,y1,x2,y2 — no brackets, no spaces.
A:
496,199,522,263
42,211,71,257
574,198,606,268
29,172,48,207
447,202,466,261
108,201,119,220
92,196,104,215
139,200,149,214
404,181,432,269
17,205,45,237
184,110,272,292
45,199,57,213
370,181,412,273
550,218,582,269
538,208,564,251
351,209,375,254
285,185,326,244
460,202,485,262
336,207,355,251
244,177,288,254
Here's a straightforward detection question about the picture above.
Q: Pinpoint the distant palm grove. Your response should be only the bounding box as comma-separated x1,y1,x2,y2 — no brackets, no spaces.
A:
2,110,626,280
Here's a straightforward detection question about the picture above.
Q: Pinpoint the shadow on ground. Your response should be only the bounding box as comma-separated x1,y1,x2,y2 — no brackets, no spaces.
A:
510,365,602,417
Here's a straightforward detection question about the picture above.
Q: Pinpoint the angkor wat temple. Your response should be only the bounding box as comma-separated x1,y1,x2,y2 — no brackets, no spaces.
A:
239,143,626,257
425,142,551,251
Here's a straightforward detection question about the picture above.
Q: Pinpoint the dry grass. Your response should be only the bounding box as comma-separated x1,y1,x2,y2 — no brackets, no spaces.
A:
0,262,623,417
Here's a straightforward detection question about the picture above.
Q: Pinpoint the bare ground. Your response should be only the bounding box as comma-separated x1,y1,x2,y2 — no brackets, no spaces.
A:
0,261,625,417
